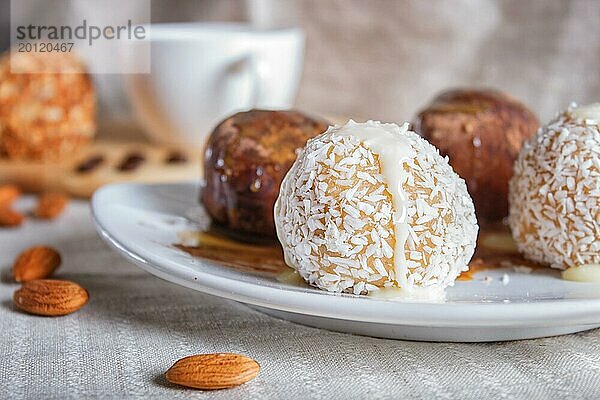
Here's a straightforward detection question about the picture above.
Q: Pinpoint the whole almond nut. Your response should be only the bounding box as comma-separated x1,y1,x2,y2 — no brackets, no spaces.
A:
13,279,88,316
0,184,21,207
165,353,260,390
0,207,24,227
12,246,61,282
35,192,69,219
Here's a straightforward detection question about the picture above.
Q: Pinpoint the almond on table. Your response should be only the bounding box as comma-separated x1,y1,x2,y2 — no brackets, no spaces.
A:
13,279,88,316
35,192,70,219
0,207,24,227
165,353,260,390
0,184,23,227
12,246,61,282
0,184,21,206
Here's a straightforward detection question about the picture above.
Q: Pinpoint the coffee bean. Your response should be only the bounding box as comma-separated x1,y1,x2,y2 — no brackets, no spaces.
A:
166,151,188,164
75,155,104,173
117,152,146,172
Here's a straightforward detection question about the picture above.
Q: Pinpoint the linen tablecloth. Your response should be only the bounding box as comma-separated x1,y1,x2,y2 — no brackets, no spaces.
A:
1,198,600,399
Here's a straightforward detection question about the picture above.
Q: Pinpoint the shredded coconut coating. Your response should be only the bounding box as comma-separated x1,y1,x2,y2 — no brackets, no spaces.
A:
275,121,478,294
509,106,600,269
0,50,96,161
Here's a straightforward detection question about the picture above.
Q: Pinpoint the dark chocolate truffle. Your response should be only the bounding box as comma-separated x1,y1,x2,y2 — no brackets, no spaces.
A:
201,109,328,239
414,89,539,223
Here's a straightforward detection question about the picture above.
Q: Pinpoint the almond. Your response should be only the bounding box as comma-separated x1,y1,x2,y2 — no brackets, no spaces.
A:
35,192,69,219
0,207,24,227
0,184,21,207
13,279,88,316
165,353,260,390
12,246,61,282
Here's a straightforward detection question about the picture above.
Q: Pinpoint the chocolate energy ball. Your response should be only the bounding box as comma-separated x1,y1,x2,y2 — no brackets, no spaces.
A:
414,89,539,223
201,109,328,239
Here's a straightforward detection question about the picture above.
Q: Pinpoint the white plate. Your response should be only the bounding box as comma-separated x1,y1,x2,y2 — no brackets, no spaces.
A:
92,182,600,342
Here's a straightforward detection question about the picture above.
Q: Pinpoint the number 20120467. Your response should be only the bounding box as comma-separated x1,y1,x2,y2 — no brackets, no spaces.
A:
17,42,74,53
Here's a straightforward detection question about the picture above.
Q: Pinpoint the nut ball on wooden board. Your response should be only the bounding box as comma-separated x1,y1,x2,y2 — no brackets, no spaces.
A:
0,50,96,161
414,89,539,223
0,141,201,198
201,109,329,240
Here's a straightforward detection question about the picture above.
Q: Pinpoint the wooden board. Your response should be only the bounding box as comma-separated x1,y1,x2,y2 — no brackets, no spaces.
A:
0,141,202,198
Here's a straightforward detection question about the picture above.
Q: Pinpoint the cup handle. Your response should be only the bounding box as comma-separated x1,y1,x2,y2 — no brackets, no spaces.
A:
247,55,270,107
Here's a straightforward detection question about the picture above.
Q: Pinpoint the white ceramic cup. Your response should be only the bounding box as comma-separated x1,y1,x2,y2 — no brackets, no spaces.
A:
121,23,305,146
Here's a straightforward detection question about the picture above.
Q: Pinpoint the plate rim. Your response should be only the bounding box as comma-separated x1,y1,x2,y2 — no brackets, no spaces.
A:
91,182,600,329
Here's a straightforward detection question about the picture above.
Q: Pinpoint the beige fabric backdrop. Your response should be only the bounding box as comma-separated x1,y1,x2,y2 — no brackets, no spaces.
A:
137,0,600,123
249,0,600,123
133,0,600,126
3,0,595,125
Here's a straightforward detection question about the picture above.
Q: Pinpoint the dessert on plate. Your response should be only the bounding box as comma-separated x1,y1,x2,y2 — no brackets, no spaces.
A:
201,109,328,239
414,89,538,223
509,103,600,270
0,50,96,161
274,120,478,297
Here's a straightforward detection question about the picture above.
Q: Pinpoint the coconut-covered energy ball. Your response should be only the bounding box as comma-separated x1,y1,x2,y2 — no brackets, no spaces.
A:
275,120,478,295
0,50,96,161
509,103,600,269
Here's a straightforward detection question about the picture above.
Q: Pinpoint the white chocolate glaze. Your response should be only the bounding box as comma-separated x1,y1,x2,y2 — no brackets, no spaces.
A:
334,120,414,285
562,264,600,283
277,268,307,286
569,103,600,123
481,232,518,253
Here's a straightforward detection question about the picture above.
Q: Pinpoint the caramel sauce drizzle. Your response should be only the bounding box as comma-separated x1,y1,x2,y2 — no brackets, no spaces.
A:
176,229,286,276
458,224,545,281
176,223,545,283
